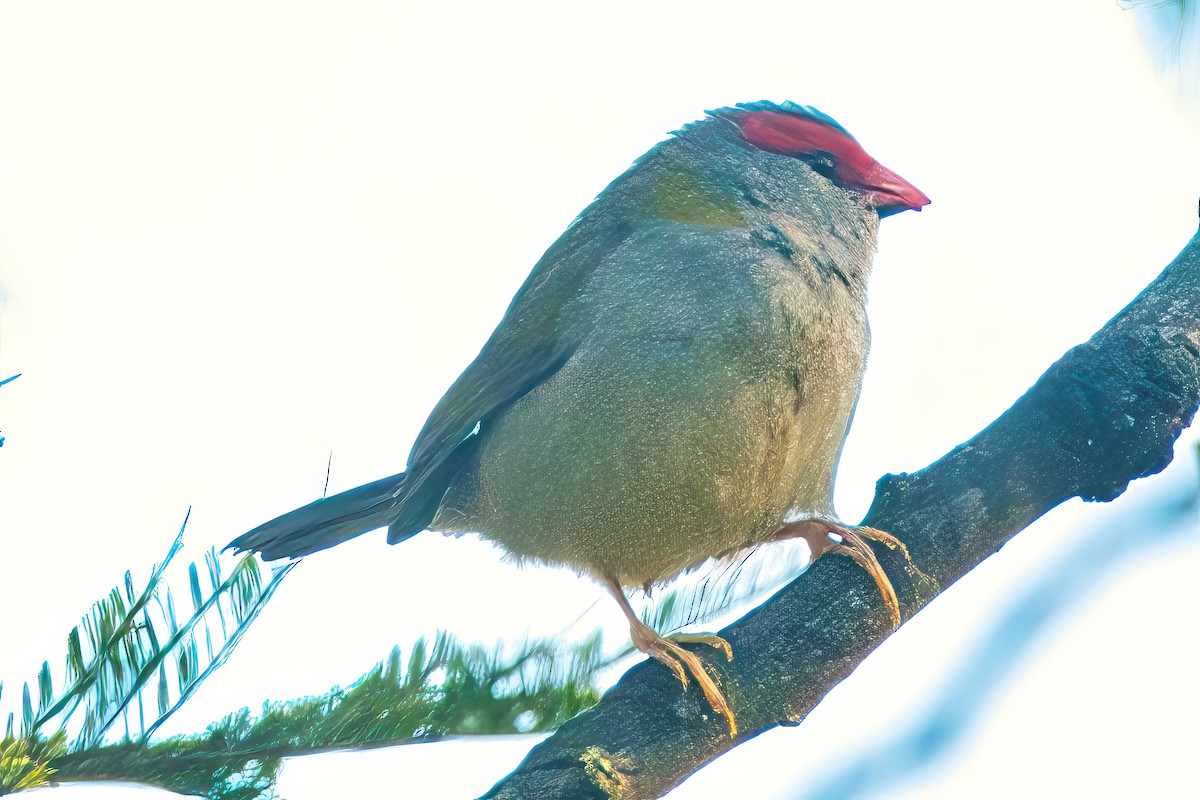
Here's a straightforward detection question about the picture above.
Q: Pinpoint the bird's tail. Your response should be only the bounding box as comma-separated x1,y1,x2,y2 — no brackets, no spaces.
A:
226,472,405,560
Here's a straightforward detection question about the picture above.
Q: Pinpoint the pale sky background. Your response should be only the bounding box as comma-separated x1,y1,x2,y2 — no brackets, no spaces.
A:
1,1,1198,798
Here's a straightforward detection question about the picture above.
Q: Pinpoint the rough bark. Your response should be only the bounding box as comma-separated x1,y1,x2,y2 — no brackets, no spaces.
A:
481,226,1200,800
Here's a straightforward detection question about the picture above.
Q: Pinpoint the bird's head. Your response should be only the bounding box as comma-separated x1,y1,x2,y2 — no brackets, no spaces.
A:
709,101,930,217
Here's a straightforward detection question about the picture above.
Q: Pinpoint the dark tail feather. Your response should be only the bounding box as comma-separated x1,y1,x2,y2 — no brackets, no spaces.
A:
227,472,406,560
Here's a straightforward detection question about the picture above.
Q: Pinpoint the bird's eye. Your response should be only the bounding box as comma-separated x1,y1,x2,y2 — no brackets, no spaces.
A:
803,152,838,181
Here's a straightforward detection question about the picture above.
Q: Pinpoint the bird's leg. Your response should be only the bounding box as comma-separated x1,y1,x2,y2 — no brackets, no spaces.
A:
602,575,737,736
771,519,933,628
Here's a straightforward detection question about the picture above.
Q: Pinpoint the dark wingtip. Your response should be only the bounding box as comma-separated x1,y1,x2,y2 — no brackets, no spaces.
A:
221,538,251,556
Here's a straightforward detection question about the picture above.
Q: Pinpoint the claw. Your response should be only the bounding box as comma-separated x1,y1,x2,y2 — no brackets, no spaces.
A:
771,518,937,628
858,525,940,606
604,575,738,736
672,633,734,662
831,525,902,627
631,623,737,736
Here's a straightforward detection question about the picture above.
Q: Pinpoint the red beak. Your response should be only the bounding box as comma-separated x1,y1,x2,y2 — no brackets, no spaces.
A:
855,161,931,216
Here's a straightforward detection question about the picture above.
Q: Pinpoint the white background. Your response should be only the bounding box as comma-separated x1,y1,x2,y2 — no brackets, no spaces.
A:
2,1,1198,797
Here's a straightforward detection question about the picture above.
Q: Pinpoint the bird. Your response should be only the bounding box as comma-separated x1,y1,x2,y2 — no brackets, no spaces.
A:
228,101,930,736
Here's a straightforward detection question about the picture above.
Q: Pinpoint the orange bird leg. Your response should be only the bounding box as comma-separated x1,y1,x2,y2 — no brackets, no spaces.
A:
771,519,932,628
602,574,736,736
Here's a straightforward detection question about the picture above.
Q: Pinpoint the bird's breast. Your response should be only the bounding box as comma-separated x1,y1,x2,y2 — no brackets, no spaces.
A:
431,228,870,588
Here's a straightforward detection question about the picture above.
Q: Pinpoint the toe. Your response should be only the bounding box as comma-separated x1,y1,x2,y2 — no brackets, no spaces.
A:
661,653,691,688
674,648,737,736
628,623,738,736
672,633,734,661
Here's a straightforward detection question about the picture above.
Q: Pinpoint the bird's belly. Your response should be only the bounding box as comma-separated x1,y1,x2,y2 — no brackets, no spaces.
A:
430,310,865,588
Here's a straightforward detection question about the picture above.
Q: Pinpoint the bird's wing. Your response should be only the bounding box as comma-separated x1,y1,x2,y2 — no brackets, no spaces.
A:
230,279,584,560
386,216,635,541
226,332,572,559
386,334,576,541
229,200,635,559
396,161,761,533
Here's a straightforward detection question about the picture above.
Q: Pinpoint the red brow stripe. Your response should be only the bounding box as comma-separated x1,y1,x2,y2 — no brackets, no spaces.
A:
732,110,880,187
732,111,856,157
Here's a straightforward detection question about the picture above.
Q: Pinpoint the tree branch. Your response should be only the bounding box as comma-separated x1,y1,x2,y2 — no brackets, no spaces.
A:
481,225,1200,799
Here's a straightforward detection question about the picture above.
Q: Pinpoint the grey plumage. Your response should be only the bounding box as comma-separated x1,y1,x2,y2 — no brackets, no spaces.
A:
229,102,928,734
430,128,878,589
229,101,923,596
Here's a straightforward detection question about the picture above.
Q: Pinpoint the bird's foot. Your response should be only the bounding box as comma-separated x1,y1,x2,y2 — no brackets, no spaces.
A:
773,519,935,628
603,574,738,736
854,525,939,604
628,618,737,736
670,632,734,661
